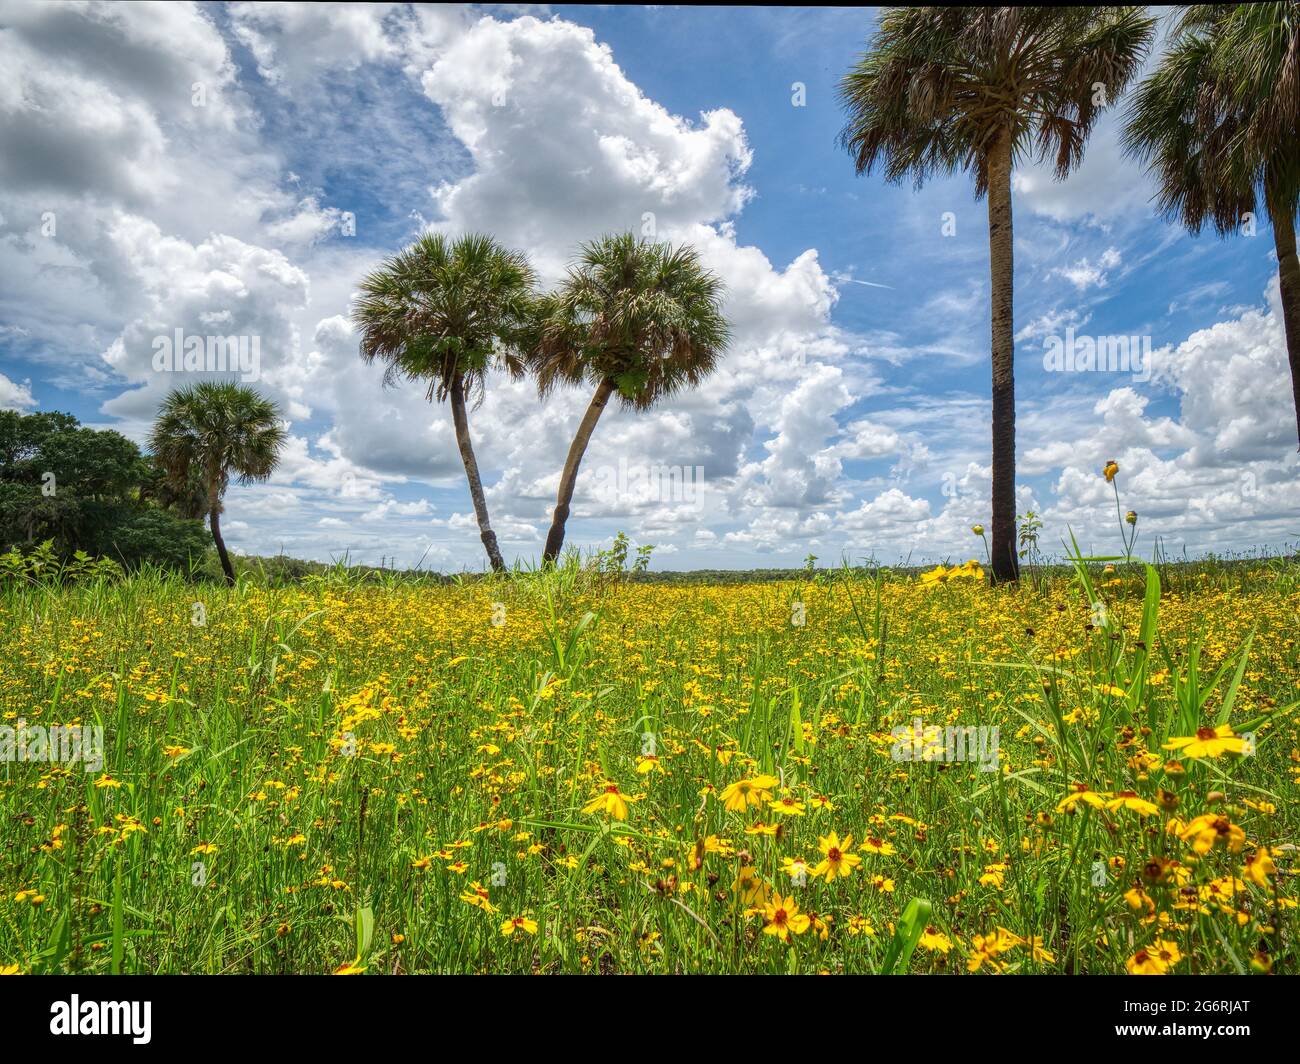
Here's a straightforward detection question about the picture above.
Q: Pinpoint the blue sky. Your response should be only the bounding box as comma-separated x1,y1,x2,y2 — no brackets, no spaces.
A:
1,3,1296,571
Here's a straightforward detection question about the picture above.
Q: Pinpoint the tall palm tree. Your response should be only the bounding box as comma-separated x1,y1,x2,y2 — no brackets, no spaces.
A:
529,234,729,564
1124,3,1300,449
149,382,286,587
352,233,535,573
839,6,1155,582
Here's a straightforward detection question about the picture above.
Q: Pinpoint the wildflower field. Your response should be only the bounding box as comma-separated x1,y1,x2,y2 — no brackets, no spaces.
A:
1,553,1297,976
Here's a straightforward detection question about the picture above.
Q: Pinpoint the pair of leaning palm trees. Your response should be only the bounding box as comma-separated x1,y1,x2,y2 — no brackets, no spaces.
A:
351,231,730,573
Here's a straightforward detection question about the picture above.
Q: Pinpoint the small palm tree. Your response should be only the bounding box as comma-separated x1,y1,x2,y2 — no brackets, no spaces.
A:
839,6,1155,582
1124,2,1300,448
352,233,536,572
149,382,286,587
529,234,729,564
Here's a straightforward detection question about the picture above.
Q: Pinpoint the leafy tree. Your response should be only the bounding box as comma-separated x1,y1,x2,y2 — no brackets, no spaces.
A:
0,409,209,570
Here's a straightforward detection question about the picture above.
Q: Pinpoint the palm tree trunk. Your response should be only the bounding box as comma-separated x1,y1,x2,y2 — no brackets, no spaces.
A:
987,126,1020,584
1267,192,1300,450
542,378,616,564
210,505,235,587
449,376,506,573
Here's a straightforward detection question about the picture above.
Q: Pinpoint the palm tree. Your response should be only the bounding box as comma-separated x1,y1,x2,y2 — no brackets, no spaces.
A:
1124,3,1300,449
149,382,286,587
352,233,535,572
839,6,1155,582
529,234,729,564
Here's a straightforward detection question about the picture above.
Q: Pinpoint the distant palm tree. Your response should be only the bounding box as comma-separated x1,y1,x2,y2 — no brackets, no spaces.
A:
352,233,536,573
839,6,1155,582
1124,2,1300,448
529,234,729,564
149,382,286,587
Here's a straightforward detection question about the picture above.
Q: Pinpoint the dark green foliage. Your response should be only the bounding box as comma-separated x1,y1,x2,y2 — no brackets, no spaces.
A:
0,409,210,571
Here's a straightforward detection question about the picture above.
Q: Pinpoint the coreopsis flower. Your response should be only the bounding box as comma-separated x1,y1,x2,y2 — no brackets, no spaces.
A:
1139,855,1180,886
813,831,861,881
582,782,629,820
1179,814,1246,855
718,774,779,813
700,834,733,857
769,794,806,816
966,927,1018,972
846,915,876,937
460,881,498,913
333,956,366,975
1151,939,1182,970
1126,947,1166,975
1057,783,1108,812
1242,847,1278,888
735,866,769,907
1103,460,1119,483
1200,876,1244,909
858,836,896,855
920,565,949,586
1104,791,1159,816
971,525,985,536
635,755,664,775
1163,725,1247,759
762,893,810,941
1125,510,1137,525
500,916,538,937
918,927,952,954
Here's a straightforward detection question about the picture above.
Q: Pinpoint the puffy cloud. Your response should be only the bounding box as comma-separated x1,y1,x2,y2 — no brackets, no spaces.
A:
420,15,754,276
0,0,240,204
229,2,469,90
0,372,37,411
98,215,311,421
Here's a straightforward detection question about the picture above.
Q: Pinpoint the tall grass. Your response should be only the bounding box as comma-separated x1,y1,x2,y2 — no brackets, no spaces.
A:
0,553,1295,974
